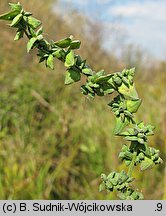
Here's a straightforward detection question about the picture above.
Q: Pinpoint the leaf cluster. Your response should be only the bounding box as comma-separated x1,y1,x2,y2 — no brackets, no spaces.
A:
0,2,163,200
99,171,143,200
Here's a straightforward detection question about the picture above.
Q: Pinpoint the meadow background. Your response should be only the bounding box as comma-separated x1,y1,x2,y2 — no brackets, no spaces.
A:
0,0,165,199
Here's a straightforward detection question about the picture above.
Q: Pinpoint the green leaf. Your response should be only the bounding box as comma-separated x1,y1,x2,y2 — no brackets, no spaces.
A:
65,50,75,67
27,37,38,52
126,99,142,113
24,12,33,17
119,131,130,136
142,144,151,156
147,124,155,130
124,110,133,118
125,136,139,142
75,55,82,66
65,69,81,85
10,14,23,27
127,67,135,76
118,192,127,200
137,138,145,144
9,2,22,12
104,88,114,95
102,83,114,95
82,67,93,75
96,69,105,77
81,85,89,95
101,173,107,181
127,128,135,135
96,74,114,84
27,16,41,29
140,157,154,171
14,30,24,41
114,117,129,135
120,170,129,182
27,27,36,37
36,27,43,36
118,83,139,100
70,40,81,49
122,76,129,86
85,84,94,93
0,2,22,21
0,10,19,21
52,49,66,60
46,54,54,70
113,77,122,86
37,35,43,41
99,182,105,192
80,60,86,69
107,172,116,179
55,37,71,48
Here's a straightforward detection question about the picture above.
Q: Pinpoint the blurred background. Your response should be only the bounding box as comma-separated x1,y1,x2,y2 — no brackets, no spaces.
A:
0,0,165,199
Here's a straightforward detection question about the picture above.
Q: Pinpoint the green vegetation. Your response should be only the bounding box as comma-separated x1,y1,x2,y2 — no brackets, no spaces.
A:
0,1,165,199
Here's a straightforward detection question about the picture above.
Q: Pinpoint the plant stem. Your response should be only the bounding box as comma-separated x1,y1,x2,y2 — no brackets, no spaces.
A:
24,28,31,39
127,151,137,177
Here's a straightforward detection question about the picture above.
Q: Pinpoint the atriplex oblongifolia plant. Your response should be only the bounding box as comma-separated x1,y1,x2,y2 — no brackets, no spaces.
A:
0,2,163,200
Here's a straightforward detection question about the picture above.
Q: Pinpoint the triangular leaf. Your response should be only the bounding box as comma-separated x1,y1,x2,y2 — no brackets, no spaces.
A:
9,3,22,12
0,10,20,21
10,14,23,27
96,69,105,77
52,49,66,60
55,37,71,48
96,74,114,84
65,69,81,85
113,76,122,86
114,117,129,135
27,16,41,29
140,157,154,171
81,85,89,95
70,40,81,49
36,27,43,36
99,182,106,192
0,2,22,21
125,136,139,142
65,50,75,67
103,88,114,95
27,37,38,52
14,30,24,41
46,54,54,70
118,83,139,100
101,83,114,95
82,67,93,75
142,143,151,156
119,131,130,136
24,12,33,17
126,99,142,113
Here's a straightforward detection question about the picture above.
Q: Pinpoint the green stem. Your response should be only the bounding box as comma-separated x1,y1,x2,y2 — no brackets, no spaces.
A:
24,28,31,39
127,151,137,177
